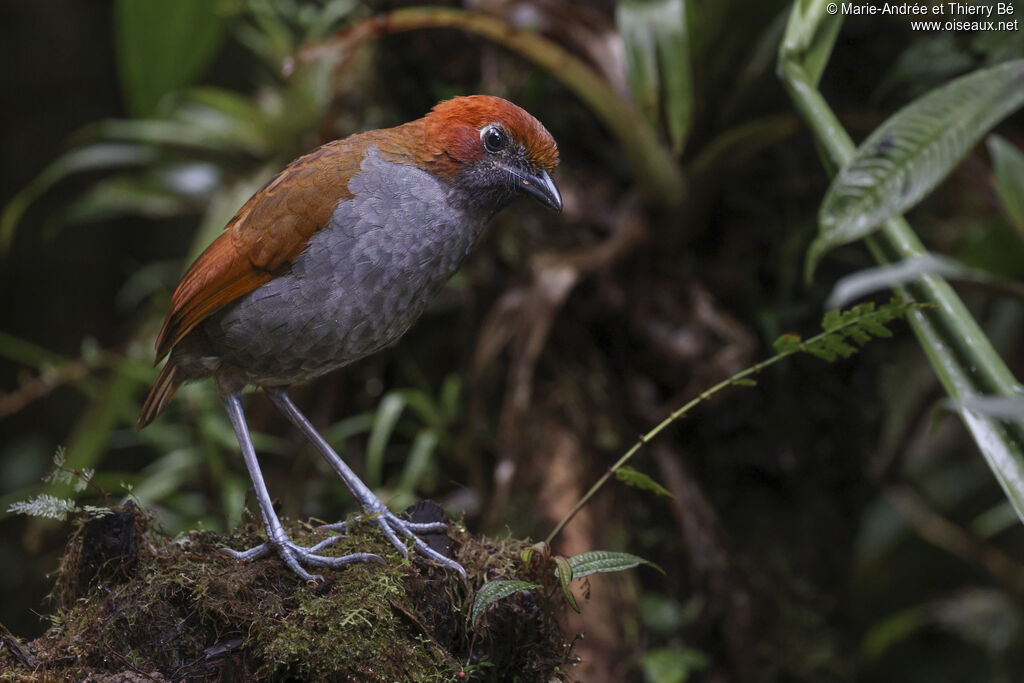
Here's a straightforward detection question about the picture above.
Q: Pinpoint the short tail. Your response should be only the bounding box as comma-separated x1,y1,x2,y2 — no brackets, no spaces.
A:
138,363,183,429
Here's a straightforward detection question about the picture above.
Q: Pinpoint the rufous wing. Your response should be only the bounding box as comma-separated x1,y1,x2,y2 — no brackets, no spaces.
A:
153,139,365,360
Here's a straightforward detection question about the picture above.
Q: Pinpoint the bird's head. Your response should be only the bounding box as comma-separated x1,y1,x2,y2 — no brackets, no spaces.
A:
415,95,562,214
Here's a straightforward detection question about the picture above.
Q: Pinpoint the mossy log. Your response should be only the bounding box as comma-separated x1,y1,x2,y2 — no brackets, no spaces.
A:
0,502,577,681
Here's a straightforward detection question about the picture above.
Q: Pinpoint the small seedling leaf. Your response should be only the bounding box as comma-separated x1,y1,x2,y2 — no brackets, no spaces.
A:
553,556,579,612
616,466,673,498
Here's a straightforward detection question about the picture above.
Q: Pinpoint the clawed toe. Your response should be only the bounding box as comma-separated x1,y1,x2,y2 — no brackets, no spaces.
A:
317,511,465,578
373,510,466,578
224,535,385,582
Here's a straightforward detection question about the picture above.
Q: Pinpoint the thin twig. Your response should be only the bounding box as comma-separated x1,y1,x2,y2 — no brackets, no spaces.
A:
886,486,1024,598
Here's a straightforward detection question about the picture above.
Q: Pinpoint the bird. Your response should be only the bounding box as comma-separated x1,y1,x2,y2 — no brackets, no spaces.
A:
137,95,561,581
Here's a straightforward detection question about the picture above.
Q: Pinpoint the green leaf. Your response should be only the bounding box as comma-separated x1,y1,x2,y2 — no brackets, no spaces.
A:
641,645,709,683
987,134,1024,238
772,333,802,354
810,59,1024,279
567,550,658,578
395,388,442,430
440,374,462,423
61,176,193,225
778,0,844,87
616,0,694,155
115,0,227,117
553,556,579,613
366,393,406,489
778,6,1024,526
1,144,156,252
615,466,673,498
470,580,541,627
946,396,1024,421
396,430,438,493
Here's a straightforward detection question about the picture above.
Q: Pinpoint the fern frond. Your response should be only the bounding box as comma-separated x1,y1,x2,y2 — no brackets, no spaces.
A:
777,299,918,363
7,494,80,521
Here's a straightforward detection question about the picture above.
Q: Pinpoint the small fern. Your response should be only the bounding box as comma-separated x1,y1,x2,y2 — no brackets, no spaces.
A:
6,445,109,521
773,299,913,361
547,298,922,543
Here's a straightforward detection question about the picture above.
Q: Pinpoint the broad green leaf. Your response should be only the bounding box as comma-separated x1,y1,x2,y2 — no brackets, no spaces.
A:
615,466,673,498
115,0,227,117
616,0,694,155
567,550,657,578
470,580,541,627
987,134,1024,238
811,59,1024,279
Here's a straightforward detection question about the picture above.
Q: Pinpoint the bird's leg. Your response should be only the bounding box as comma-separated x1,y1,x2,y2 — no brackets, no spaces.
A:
218,388,384,580
264,387,466,578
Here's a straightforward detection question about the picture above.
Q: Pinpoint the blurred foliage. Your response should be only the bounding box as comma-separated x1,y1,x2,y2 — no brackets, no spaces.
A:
3,0,1024,680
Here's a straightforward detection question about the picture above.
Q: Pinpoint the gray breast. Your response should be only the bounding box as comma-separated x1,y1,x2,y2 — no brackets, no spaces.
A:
204,148,483,385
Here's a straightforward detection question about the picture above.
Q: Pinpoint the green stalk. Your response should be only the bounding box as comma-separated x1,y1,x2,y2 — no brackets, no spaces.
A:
777,2,1024,518
546,301,906,544
545,356,778,544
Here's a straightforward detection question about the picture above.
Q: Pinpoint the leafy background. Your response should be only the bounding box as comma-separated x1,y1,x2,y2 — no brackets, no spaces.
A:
2,0,1024,681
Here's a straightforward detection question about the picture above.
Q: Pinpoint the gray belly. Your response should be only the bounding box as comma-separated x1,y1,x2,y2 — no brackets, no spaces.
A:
202,150,482,385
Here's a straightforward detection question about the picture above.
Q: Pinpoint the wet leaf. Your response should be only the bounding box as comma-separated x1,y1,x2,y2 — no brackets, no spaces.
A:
810,59,1024,278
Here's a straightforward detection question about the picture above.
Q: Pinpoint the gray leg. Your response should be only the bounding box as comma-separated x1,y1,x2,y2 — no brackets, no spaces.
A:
265,387,466,578
219,388,384,580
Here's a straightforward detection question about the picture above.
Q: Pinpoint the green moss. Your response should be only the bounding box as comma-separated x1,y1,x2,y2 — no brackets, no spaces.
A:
1,504,576,682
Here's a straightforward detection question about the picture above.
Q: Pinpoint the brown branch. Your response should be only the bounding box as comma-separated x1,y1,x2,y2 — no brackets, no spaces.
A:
886,486,1024,599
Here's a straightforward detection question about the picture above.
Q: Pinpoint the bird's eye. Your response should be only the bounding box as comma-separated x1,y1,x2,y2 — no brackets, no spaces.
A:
481,126,508,154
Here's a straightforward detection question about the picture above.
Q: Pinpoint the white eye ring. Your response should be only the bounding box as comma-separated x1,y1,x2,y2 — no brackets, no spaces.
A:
481,125,508,153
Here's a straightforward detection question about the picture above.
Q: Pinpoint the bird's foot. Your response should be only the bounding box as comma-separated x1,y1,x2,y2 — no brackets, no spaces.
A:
224,529,385,582
320,507,466,579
